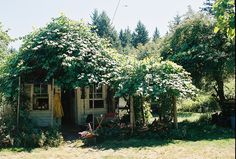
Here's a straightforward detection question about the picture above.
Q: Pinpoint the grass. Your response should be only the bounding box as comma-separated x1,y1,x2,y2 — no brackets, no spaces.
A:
177,111,204,122
0,112,235,159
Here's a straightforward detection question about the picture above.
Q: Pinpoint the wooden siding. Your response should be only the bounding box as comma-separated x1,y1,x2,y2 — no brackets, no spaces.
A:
76,85,108,124
24,84,53,127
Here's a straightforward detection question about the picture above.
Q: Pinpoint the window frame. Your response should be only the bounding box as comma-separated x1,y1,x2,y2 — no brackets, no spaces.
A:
89,85,104,109
32,84,49,110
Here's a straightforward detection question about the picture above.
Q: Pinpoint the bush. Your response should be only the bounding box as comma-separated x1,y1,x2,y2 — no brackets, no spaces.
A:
0,104,63,148
178,94,220,112
133,97,153,125
94,121,131,143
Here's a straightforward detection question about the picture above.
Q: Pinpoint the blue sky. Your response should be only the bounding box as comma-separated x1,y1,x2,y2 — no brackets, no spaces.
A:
0,0,205,49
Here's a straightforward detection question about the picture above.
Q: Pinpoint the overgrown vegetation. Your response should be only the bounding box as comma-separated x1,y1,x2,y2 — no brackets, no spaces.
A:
91,112,234,144
0,106,63,148
178,93,220,112
0,0,235,150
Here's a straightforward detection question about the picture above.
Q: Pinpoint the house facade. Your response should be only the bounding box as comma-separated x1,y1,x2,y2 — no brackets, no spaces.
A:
23,83,111,127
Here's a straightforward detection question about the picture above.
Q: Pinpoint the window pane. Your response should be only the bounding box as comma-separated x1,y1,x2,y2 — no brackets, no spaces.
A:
95,94,102,98
89,100,104,108
34,84,40,94
33,96,49,110
41,84,48,94
95,86,102,93
89,85,103,99
33,84,49,110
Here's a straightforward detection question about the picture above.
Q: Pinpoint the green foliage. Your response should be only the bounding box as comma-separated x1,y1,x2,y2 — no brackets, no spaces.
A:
0,104,63,148
119,28,132,48
0,22,11,61
94,120,131,143
112,54,197,100
178,93,220,112
0,15,118,97
91,10,121,50
213,0,235,39
201,0,216,15
129,41,161,60
152,27,160,42
168,14,182,32
0,23,12,95
131,21,149,47
224,76,235,99
160,13,235,108
156,94,173,122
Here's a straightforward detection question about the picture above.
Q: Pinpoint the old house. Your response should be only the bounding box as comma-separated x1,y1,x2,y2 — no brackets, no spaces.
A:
17,15,117,127
23,82,112,127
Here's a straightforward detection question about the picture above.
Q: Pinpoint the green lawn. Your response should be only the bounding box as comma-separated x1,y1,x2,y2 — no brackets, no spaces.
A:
0,112,235,159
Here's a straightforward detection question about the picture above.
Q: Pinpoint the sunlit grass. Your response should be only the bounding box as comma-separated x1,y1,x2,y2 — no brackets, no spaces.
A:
0,112,235,159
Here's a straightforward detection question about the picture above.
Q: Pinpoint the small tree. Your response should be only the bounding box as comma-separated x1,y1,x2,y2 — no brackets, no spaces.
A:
160,13,235,113
111,54,197,127
168,14,182,33
119,28,132,48
152,27,160,42
132,21,149,47
91,10,121,50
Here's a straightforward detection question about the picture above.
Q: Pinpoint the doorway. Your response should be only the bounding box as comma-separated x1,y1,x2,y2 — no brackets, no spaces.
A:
61,89,75,125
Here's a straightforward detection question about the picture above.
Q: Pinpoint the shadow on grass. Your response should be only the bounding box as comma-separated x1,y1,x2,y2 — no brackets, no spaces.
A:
93,139,174,150
0,147,33,152
91,119,235,150
175,120,235,141
1,116,234,152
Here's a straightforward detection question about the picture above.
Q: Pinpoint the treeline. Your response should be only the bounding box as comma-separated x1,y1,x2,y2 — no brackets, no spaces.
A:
90,9,158,52
90,2,235,114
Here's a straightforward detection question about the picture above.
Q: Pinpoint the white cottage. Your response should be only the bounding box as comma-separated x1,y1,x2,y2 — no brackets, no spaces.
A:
23,83,113,127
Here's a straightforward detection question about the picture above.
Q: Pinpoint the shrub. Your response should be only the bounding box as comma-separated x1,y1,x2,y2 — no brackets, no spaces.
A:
0,104,63,148
178,94,220,112
133,97,153,125
93,120,132,143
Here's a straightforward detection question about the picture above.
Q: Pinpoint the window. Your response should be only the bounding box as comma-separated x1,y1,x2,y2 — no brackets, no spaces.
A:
33,84,49,110
89,85,104,108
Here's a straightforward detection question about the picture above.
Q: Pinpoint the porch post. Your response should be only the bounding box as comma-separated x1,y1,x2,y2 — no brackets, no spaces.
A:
51,78,54,127
17,76,21,132
130,96,135,133
172,96,178,129
92,84,95,130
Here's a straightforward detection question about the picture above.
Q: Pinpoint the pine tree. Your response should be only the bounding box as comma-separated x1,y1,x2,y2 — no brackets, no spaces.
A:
90,10,121,49
201,0,216,15
168,14,182,32
184,5,195,19
119,28,132,48
132,21,149,47
152,27,160,42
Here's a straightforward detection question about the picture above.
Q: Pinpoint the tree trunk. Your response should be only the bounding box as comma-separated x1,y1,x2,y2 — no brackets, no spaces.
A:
214,74,226,111
106,86,115,113
172,96,178,129
130,96,135,133
140,97,146,125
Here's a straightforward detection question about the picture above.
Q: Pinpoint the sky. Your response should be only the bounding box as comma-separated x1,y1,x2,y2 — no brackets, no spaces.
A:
0,0,205,49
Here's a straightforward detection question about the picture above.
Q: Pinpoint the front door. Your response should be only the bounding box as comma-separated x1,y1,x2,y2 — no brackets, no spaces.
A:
61,89,75,125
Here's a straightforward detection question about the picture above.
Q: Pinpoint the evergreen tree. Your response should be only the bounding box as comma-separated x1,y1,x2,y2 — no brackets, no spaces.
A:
168,14,182,32
131,21,149,47
91,9,121,49
201,0,216,15
119,28,132,48
152,27,160,42
184,5,195,19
